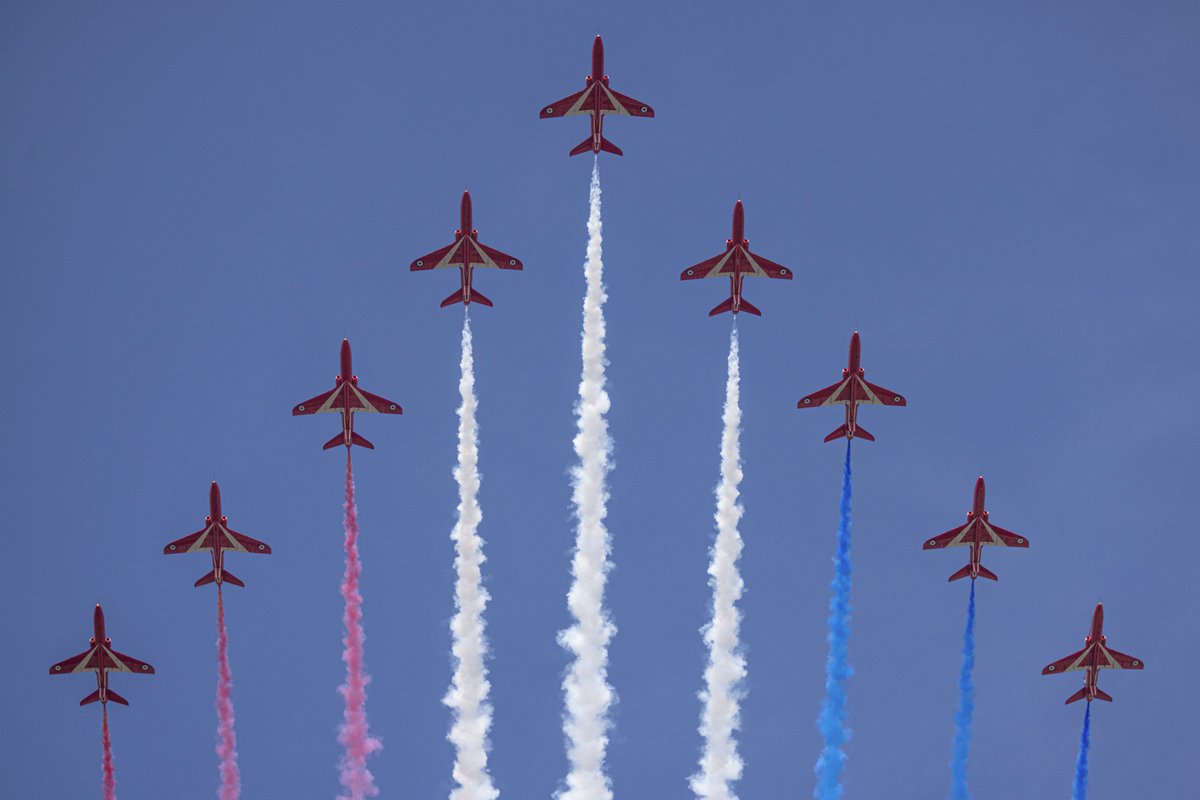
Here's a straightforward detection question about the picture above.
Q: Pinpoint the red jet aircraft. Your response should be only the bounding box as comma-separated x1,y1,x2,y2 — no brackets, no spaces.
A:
163,481,271,588
540,35,654,156
797,331,906,441
922,476,1029,581
410,191,522,308
1043,603,1144,704
679,200,792,316
292,339,403,450
49,604,154,706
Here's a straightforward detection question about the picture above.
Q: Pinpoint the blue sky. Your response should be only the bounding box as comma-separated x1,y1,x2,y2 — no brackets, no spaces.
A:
2,1,1198,797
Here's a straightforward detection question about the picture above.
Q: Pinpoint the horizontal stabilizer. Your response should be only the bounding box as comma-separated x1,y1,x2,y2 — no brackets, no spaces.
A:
221,570,245,588
708,297,734,316
350,431,374,449
322,432,346,450
195,570,216,588
468,289,493,307
106,690,129,706
976,564,998,581
440,288,465,308
1093,687,1113,703
737,298,763,316
80,690,102,706
599,136,623,156
852,425,876,442
1065,687,1089,705
569,137,594,157
948,564,973,582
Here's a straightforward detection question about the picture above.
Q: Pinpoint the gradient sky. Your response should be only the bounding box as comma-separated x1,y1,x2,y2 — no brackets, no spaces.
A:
3,2,1198,798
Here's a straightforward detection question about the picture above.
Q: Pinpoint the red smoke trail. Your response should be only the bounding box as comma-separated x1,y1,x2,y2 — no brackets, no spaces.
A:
216,588,241,800
101,705,116,800
338,450,382,800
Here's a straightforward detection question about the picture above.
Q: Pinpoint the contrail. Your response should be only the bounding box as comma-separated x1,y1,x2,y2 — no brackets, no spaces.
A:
102,705,116,800
691,324,747,800
814,442,853,800
216,588,241,800
445,313,498,800
559,158,616,800
948,580,976,800
338,451,382,800
1072,703,1091,800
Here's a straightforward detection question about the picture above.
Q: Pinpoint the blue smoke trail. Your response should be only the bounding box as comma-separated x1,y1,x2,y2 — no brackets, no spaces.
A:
1072,702,1091,800
814,442,853,800
948,580,976,799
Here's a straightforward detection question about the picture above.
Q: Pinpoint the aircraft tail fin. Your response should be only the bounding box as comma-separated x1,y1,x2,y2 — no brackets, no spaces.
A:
852,425,876,442
976,564,998,581
195,570,217,588
599,136,623,156
569,137,594,157
321,433,344,451
708,297,734,316
1065,687,1089,705
350,431,375,450
823,424,849,443
469,289,493,307
440,288,465,307
737,298,763,316
106,690,129,706
80,690,102,706
221,570,244,588
1093,687,1113,703
948,564,973,582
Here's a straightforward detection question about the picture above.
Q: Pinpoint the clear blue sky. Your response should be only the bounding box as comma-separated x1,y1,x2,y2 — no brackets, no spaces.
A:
2,2,1198,797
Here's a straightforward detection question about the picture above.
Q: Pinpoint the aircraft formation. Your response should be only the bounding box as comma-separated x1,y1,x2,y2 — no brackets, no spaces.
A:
46,33,1143,798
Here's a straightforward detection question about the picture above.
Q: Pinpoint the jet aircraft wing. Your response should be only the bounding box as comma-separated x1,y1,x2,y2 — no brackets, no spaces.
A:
474,241,523,270
604,87,654,117
410,242,460,271
50,647,98,674
859,378,907,406
540,88,593,118
292,388,341,415
798,378,854,408
1099,645,1144,670
1043,647,1089,674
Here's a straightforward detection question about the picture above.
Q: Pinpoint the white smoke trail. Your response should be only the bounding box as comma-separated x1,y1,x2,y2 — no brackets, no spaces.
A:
559,158,616,800
445,314,498,800
691,324,747,800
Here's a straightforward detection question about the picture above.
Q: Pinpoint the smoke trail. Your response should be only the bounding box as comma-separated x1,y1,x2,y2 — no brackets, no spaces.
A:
338,451,382,800
559,158,616,800
691,324,747,800
445,313,498,800
948,580,976,800
814,442,853,800
216,588,241,800
1072,702,1091,800
102,705,117,800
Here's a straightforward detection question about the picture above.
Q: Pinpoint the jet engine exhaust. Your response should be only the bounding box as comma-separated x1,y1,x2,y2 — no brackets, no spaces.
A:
814,442,853,800
691,323,747,800
948,580,976,799
445,312,498,800
559,158,617,800
216,588,241,800
338,451,382,800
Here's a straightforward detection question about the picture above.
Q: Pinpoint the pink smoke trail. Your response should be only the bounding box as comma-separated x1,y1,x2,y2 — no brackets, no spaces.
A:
338,450,382,800
216,588,241,800
101,705,117,800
